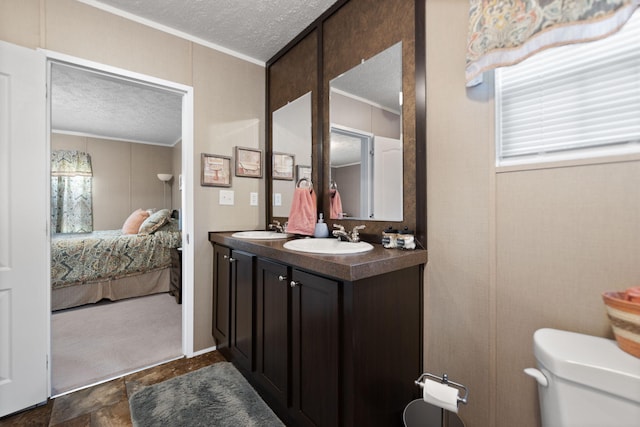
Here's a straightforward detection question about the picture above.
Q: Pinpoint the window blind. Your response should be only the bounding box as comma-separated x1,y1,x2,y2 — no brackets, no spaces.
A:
495,10,640,165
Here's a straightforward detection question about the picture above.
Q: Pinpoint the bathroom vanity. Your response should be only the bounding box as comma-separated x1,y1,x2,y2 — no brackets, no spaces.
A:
209,232,427,427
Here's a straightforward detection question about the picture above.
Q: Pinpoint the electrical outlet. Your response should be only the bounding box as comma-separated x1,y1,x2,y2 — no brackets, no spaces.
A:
274,193,282,206
219,190,234,205
250,192,258,206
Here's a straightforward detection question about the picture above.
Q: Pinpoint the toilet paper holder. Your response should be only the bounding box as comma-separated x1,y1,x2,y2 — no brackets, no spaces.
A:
414,372,469,406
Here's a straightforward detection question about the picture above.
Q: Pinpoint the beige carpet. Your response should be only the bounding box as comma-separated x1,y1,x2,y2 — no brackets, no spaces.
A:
52,293,182,396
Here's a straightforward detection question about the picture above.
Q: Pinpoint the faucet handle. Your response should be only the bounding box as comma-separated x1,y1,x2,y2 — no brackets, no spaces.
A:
333,224,345,232
350,225,365,242
269,220,284,233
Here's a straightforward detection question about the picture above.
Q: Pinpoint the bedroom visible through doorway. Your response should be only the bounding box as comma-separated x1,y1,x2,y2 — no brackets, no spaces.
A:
46,54,194,396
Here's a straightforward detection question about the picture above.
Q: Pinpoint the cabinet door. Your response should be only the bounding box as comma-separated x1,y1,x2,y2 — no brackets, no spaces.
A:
212,245,231,348
291,269,340,427
229,250,255,372
255,258,290,408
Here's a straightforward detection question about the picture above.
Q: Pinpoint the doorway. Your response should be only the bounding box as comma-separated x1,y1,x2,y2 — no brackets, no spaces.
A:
45,51,195,396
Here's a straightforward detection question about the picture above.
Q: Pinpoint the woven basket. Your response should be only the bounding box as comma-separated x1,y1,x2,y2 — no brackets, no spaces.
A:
602,291,640,358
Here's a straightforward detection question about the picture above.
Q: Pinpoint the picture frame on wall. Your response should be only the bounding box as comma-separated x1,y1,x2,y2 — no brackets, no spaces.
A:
273,152,295,180
296,165,311,182
234,146,263,178
201,153,232,187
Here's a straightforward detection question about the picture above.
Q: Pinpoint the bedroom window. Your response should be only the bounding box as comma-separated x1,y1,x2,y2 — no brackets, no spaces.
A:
51,150,93,233
495,9,640,167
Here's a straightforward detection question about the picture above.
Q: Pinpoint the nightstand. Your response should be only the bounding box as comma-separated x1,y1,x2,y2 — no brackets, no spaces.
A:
170,247,182,304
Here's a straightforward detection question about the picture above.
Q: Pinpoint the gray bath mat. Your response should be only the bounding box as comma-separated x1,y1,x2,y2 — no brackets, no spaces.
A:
129,362,284,426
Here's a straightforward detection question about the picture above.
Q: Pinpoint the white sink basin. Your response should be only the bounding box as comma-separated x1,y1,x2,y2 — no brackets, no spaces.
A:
232,231,290,240
283,238,373,254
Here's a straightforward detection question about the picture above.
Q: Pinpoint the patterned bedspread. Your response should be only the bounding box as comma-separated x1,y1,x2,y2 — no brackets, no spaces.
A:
51,226,181,290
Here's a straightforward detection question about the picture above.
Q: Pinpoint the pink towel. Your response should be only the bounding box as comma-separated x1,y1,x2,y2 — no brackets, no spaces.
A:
330,189,343,219
287,187,317,235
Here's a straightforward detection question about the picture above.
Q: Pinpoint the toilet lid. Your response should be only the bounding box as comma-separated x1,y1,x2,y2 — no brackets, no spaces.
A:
534,328,640,403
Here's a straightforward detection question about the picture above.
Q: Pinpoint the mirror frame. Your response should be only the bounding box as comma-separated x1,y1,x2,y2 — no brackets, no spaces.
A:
266,0,426,245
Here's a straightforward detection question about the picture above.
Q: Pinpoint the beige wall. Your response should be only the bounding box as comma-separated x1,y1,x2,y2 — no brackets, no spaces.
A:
191,43,265,349
51,134,175,230
425,2,640,427
1,0,265,352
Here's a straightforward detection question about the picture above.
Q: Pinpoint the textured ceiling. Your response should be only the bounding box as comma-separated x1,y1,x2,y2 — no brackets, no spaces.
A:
51,63,183,146
85,0,339,63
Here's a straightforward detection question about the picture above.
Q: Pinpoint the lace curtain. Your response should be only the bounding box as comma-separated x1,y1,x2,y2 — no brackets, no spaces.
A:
51,150,93,233
466,0,640,85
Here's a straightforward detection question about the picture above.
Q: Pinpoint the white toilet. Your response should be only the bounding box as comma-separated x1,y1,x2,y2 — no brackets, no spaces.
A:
525,328,640,427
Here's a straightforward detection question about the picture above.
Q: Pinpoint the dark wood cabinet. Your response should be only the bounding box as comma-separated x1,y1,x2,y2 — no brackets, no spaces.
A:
290,268,340,427
212,245,231,348
255,260,340,427
212,244,255,371
169,247,182,303
229,250,255,372
210,232,426,427
255,258,290,409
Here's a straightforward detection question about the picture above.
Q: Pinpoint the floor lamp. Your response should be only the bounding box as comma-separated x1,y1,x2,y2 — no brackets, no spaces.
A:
157,173,173,209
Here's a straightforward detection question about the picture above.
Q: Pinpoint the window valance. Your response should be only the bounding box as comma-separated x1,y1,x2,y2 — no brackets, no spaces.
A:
51,150,93,177
466,0,640,85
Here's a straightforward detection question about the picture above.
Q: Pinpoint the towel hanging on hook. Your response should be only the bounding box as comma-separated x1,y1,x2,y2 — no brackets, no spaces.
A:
288,181,317,235
330,183,343,219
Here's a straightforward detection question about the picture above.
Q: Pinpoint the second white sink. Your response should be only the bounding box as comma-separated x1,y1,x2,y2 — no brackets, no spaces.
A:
283,238,373,254
232,231,290,240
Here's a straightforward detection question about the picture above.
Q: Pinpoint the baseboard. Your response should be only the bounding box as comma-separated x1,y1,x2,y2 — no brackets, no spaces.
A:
190,345,217,357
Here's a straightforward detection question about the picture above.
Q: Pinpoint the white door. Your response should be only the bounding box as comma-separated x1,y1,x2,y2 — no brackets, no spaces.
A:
373,136,402,221
0,41,48,417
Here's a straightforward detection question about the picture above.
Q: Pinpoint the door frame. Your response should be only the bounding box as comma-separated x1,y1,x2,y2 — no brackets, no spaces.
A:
42,50,196,393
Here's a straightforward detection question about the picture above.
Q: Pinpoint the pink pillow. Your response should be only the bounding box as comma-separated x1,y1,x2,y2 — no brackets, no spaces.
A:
122,209,150,234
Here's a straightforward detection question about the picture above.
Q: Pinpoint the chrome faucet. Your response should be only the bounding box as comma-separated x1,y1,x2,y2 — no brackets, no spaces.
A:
332,224,365,242
268,220,287,233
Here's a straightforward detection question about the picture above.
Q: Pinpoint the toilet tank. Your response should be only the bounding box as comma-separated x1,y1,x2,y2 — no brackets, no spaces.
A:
532,328,640,427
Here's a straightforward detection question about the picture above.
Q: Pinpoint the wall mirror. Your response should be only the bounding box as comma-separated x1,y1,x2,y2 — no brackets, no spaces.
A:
271,91,312,218
329,42,402,221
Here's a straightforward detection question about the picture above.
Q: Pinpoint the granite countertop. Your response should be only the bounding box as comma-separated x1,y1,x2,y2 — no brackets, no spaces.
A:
208,231,428,282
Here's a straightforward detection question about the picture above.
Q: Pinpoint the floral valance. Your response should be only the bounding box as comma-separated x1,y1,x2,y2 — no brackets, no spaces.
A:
466,0,640,85
51,150,93,177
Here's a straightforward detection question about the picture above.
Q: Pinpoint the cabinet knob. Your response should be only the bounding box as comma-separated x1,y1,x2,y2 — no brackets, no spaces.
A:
278,275,287,281
229,258,236,263
290,281,300,288
223,255,228,259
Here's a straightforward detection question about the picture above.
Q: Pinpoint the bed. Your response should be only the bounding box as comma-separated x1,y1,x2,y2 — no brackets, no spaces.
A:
51,214,181,311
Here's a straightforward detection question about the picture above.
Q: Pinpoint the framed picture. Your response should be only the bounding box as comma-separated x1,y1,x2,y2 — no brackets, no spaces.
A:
273,152,295,180
201,153,231,187
296,165,311,182
234,146,263,178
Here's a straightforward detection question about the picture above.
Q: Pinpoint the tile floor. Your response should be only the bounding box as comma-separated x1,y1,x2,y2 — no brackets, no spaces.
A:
0,351,226,427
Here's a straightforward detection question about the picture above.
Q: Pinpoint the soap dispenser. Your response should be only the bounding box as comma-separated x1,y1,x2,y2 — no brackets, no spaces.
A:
314,213,329,238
